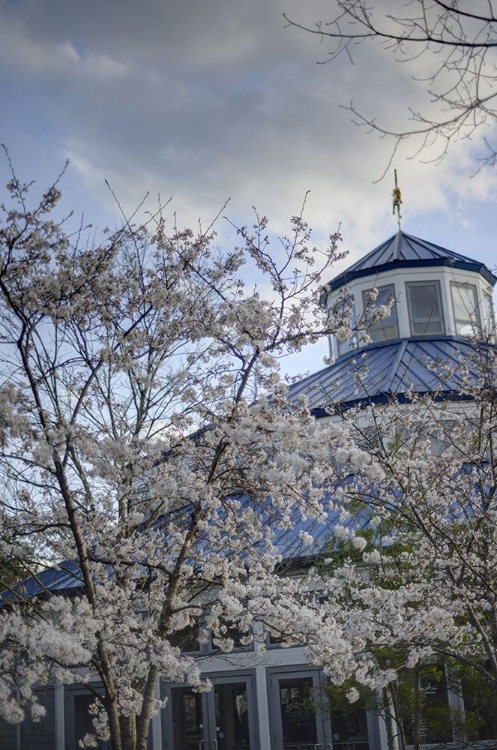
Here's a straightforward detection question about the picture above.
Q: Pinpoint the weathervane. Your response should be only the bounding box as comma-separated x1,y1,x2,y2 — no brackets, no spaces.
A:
392,169,403,230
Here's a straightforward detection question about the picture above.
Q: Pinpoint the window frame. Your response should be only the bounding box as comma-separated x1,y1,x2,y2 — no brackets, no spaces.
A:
450,280,481,336
334,293,357,358
209,616,254,653
405,280,445,336
361,283,398,343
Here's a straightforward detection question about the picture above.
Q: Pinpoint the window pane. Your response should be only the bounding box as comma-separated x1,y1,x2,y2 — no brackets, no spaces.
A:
335,295,356,357
278,677,317,750
407,282,444,335
461,667,497,741
452,284,476,320
412,320,444,335
409,284,440,318
331,706,369,750
451,282,480,336
362,285,398,343
214,682,251,750
402,667,452,746
171,688,204,750
169,622,200,653
337,335,356,356
211,616,252,651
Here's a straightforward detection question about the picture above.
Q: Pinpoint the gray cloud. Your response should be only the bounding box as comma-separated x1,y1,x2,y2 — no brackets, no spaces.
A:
0,0,496,277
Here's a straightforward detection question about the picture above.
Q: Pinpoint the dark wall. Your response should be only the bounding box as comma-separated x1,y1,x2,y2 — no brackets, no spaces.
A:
0,717,17,750
20,687,56,750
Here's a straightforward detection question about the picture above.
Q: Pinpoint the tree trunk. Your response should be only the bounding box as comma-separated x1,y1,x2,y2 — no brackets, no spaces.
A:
120,715,137,750
382,687,396,750
388,683,406,750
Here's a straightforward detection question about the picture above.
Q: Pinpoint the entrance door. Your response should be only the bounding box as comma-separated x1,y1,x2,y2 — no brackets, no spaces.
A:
269,670,329,750
168,686,206,750
269,670,331,750
164,673,256,750
269,670,373,750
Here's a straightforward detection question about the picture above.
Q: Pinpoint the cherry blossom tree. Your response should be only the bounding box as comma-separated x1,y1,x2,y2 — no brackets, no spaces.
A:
0,163,360,750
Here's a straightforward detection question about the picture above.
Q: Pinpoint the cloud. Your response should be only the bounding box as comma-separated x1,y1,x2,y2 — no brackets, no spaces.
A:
0,0,496,281
0,12,128,81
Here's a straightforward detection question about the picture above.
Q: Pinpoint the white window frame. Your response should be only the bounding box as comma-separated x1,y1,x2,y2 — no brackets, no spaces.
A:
362,283,398,343
335,294,356,358
406,280,445,336
450,281,481,336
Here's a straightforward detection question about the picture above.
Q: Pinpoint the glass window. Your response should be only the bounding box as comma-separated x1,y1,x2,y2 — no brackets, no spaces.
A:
406,281,445,335
211,617,252,652
169,622,200,653
331,706,369,750
451,281,481,335
461,665,497,741
332,294,356,358
362,284,398,343
401,666,453,746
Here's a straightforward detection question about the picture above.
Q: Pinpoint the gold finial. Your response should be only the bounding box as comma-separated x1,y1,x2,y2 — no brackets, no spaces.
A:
392,169,402,230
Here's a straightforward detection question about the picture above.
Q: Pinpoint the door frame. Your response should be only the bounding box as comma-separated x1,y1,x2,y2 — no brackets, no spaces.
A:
268,667,380,750
162,670,258,750
267,667,331,750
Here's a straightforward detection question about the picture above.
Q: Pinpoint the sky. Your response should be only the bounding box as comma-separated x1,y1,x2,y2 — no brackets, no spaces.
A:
1,0,496,377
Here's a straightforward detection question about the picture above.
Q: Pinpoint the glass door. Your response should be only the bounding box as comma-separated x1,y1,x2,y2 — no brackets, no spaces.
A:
329,704,370,750
269,670,374,750
268,670,329,750
169,686,207,750
208,677,254,750
164,674,256,750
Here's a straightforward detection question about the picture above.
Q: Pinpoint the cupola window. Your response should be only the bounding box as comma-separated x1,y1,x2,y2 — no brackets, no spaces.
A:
362,284,398,343
335,294,357,357
450,281,480,335
406,281,445,335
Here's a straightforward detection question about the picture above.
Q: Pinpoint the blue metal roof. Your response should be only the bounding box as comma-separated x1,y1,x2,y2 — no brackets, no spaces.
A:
325,232,497,293
288,336,487,414
1,560,84,603
4,334,490,599
2,512,341,599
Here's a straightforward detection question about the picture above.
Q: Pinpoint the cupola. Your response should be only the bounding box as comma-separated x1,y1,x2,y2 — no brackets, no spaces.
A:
322,231,496,362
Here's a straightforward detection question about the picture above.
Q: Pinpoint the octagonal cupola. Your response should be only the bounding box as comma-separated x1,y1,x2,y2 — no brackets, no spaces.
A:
322,231,497,361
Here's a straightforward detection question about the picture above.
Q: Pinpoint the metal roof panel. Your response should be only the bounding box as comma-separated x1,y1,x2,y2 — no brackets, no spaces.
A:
325,232,497,293
288,337,484,412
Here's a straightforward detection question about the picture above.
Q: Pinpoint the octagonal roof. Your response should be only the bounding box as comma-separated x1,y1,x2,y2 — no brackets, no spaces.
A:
325,231,497,293
288,336,489,415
